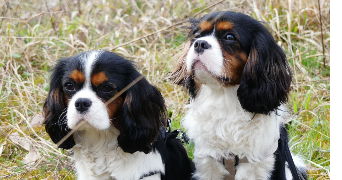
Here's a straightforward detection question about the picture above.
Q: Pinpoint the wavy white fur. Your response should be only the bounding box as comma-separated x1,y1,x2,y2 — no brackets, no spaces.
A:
73,126,164,180
183,84,284,179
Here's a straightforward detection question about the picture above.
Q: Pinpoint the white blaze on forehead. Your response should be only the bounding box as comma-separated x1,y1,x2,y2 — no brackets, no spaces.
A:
186,34,224,76
82,51,103,87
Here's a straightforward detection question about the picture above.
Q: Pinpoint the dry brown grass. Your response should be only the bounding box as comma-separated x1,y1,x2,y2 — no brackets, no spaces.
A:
0,0,329,179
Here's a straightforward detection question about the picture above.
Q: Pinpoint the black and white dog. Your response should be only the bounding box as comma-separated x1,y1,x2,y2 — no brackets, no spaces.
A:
44,51,194,180
169,11,307,180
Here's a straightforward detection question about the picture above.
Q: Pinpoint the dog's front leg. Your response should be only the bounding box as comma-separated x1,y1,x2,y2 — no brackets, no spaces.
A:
192,155,229,180
235,156,275,180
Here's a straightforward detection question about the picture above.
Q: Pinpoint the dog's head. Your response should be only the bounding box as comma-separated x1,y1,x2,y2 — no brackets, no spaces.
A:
44,51,166,153
169,11,292,114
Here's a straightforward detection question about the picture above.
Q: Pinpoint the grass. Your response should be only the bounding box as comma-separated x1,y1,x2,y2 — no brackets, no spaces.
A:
0,0,329,179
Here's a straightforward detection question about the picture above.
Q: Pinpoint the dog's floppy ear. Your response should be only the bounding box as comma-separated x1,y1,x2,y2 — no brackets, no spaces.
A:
167,18,202,99
167,41,200,98
118,74,166,154
237,30,292,115
43,59,75,149
167,41,191,86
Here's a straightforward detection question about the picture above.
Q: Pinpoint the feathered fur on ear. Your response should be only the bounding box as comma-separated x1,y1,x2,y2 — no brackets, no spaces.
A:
43,59,75,149
237,31,292,115
118,75,166,154
167,19,202,99
167,41,191,86
167,41,200,98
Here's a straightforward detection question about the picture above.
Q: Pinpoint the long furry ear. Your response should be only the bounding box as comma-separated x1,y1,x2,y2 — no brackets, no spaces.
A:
237,31,292,115
167,41,200,98
167,41,191,85
118,75,166,154
167,19,202,98
43,59,75,149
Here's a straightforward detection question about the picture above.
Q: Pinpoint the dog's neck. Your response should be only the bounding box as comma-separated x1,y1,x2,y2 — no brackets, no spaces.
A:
187,85,254,121
73,126,120,153
71,125,165,180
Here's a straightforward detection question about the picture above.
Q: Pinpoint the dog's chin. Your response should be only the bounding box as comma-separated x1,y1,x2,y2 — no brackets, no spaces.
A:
72,119,91,131
192,61,222,88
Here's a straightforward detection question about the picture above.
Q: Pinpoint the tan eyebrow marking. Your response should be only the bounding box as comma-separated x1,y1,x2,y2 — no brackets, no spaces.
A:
216,21,233,31
199,21,214,32
91,71,108,86
69,70,85,83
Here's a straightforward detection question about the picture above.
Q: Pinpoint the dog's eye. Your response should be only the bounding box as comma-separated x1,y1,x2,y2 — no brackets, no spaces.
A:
191,32,201,43
101,85,114,93
224,34,236,41
194,32,201,38
64,82,75,91
190,32,201,44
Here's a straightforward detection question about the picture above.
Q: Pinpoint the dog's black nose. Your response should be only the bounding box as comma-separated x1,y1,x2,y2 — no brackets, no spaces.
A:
194,40,211,54
75,98,92,113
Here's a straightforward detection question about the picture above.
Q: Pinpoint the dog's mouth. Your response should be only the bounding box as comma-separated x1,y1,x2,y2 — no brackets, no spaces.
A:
72,118,89,130
188,58,214,75
69,113,98,130
189,59,231,85
190,60,207,73
75,119,85,126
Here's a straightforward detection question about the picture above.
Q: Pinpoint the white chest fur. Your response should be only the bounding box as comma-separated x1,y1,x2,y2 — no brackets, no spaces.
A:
183,85,281,162
72,127,164,180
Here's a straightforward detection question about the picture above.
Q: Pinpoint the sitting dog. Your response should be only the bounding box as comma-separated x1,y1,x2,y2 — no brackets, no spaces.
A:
168,11,307,180
43,50,194,180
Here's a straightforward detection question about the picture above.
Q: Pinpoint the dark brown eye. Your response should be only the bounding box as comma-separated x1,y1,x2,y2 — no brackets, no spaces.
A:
64,82,75,91
102,85,113,93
